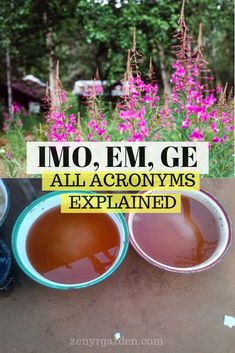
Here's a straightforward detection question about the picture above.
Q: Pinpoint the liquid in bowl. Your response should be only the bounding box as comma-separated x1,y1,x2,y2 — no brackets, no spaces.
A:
26,207,121,284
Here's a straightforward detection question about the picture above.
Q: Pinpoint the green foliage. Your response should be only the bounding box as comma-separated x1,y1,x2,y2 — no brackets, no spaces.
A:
185,0,234,89
0,1,233,178
0,112,46,176
0,0,233,88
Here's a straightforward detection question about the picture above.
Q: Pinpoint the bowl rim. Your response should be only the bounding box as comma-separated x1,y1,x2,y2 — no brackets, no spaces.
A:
127,188,232,273
0,179,10,227
12,190,129,290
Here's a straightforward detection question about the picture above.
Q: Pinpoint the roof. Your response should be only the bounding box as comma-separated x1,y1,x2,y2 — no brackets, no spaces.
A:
12,76,46,101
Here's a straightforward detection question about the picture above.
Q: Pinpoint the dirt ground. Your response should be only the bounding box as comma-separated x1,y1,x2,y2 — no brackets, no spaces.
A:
0,178,234,353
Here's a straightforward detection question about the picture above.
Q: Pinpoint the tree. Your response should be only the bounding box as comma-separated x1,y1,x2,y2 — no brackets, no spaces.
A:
0,0,32,116
0,0,233,99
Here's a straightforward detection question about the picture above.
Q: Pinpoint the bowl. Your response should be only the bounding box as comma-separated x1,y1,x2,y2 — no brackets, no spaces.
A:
0,179,9,226
12,191,129,289
127,189,232,273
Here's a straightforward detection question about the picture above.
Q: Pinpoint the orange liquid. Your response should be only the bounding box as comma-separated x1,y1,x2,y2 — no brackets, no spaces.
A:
133,196,219,267
26,208,120,284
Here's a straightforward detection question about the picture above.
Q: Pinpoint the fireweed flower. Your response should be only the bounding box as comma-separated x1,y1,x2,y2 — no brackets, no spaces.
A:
5,150,13,159
58,90,68,103
86,87,110,142
181,118,190,129
87,115,110,140
210,122,218,134
46,88,84,141
47,111,83,141
118,76,159,141
189,128,204,141
169,51,234,146
221,135,228,144
159,102,174,130
43,20,233,152
44,64,234,147
12,102,21,115
204,94,216,107
212,136,220,143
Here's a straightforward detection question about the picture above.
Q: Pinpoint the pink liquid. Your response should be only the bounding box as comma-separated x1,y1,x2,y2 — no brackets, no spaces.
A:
132,196,219,267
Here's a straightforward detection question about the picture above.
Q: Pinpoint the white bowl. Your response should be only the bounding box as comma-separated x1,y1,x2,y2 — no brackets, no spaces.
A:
127,189,232,273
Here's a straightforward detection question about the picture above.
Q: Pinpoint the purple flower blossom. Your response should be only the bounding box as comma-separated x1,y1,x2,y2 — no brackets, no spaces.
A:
118,76,157,141
189,128,204,141
46,110,83,142
210,122,218,134
212,136,220,143
58,90,68,104
5,150,12,159
204,94,216,107
12,102,21,115
181,118,190,129
221,135,228,144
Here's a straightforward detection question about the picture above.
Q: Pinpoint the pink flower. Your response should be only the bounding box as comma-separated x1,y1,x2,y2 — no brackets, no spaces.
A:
221,135,228,144
210,122,218,134
97,128,106,136
118,122,132,133
186,103,200,115
221,112,231,124
12,102,21,115
46,109,84,142
209,109,217,119
5,150,12,159
3,112,11,121
189,128,204,141
198,111,210,122
132,133,144,141
186,77,195,86
173,61,186,77
117,75,155,141
69,114,76,124
212,136,220,143
171,92,178,103
188,89,201,100
65,124,76,133
204,94,216,107
192,66,199,76
58,90,68,103
227,125,234,131
86,100,110,141
181,118,190,129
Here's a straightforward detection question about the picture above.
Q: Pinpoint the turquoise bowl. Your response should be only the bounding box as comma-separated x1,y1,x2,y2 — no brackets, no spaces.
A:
12,191,129,290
